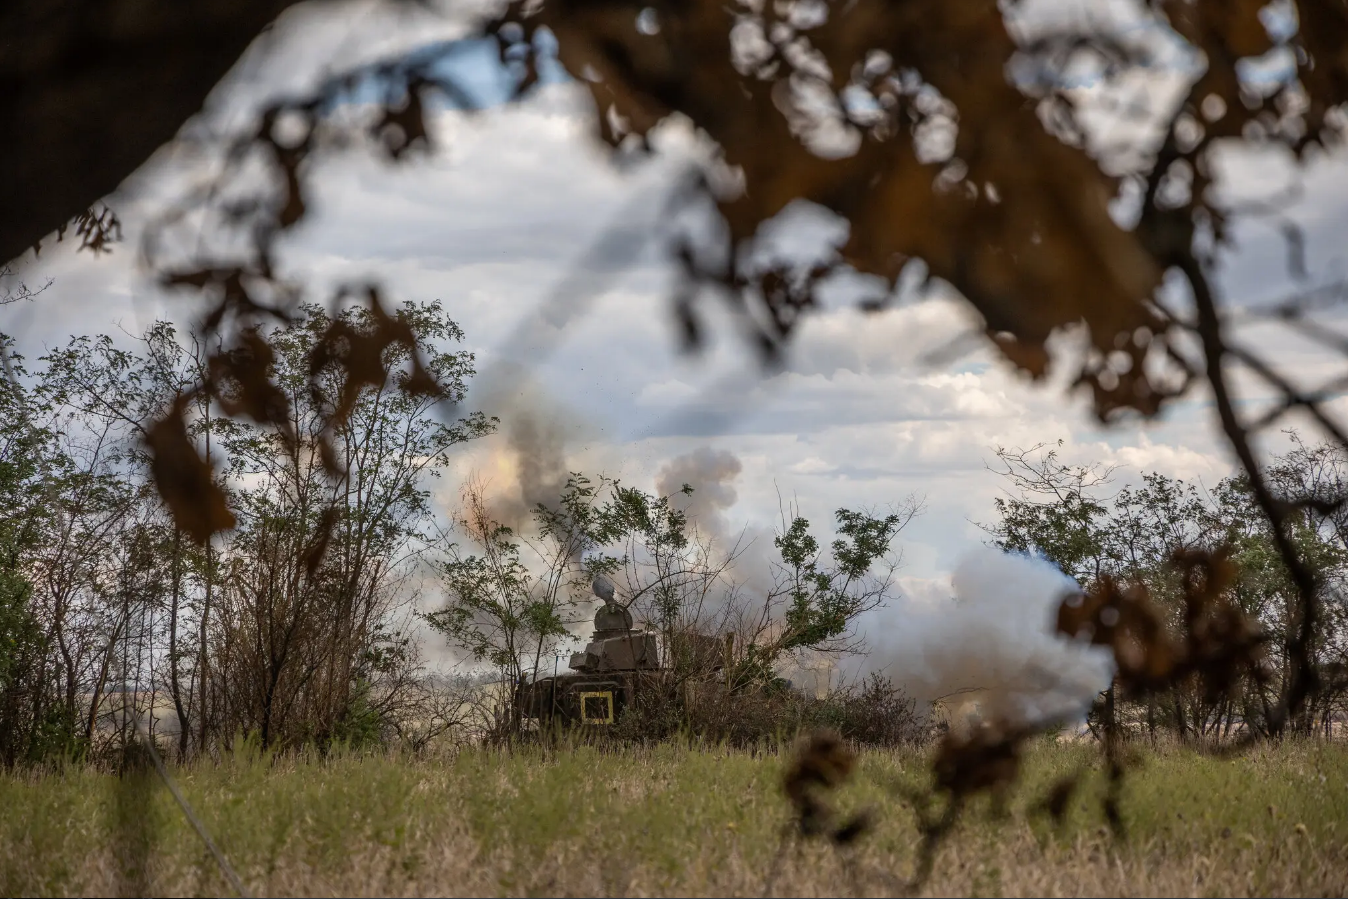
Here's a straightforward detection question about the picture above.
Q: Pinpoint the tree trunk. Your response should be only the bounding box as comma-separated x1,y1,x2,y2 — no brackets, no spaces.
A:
198,551,211,754
1103,679,1117,741
168,527,191,759
85,615,127,746
198,409,214,756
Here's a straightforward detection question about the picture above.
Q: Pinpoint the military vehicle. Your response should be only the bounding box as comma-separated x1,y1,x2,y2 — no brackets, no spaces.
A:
514,576,728,727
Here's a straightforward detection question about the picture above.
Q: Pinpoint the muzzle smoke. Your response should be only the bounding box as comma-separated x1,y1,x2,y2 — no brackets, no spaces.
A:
854,546,1115,729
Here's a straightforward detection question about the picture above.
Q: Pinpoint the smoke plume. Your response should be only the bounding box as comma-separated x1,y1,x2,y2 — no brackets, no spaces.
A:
502,398,569,523
655,447,744,542
468,366,578,531
850,546,1115,729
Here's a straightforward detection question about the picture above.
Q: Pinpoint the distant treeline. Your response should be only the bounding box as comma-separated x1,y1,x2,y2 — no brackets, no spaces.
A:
3,303,1343,767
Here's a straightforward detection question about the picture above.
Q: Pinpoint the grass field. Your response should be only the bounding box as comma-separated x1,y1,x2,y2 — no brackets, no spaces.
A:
2,737,1346,897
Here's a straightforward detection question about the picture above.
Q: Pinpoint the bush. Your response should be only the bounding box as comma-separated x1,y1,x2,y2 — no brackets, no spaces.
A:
607,673,924,749
821,673,924,748
327,680,387,752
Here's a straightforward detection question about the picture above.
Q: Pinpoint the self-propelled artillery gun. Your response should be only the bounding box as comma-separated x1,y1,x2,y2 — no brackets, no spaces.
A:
513,576,728,727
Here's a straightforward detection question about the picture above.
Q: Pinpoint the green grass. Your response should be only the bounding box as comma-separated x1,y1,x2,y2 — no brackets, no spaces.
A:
2,737,1346,897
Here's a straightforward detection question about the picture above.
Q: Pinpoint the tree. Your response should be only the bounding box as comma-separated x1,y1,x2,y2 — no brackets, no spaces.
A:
0,341,59,764
0,297,494,764
739,504,916,685
203,299,493,749
987,437,1348,741
986,441,1114,588
1213,443,1348,736
592,482,738,671
426,474,611,694
0,330,166,763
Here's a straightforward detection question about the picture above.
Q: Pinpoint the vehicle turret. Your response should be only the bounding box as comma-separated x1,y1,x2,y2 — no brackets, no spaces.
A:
568,587,660,672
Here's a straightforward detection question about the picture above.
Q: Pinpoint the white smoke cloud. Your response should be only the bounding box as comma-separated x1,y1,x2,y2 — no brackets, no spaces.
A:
850,546,1115,729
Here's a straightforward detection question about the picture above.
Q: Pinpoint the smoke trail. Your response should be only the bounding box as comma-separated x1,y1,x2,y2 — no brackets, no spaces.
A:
851,546,1115,729
652,446,786,609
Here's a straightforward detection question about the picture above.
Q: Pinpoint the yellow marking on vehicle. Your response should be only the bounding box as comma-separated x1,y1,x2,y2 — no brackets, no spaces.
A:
579,690,614,724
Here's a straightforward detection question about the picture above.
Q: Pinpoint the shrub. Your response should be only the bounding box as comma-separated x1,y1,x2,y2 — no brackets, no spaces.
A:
607,673,924,749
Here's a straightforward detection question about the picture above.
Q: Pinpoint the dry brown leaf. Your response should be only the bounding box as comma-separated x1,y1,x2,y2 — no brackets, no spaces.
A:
1057,579,1180,689
493,0,1167,415
1057,548,1267,700
207,327,296,448
144,395,236,544
931,722,1027,801
782,730,869,842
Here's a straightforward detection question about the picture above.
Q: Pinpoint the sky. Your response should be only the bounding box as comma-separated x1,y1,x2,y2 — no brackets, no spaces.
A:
5,0,1348,628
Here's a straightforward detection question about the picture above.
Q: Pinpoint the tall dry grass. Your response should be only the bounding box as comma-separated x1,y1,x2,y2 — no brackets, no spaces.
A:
2,737,1345,897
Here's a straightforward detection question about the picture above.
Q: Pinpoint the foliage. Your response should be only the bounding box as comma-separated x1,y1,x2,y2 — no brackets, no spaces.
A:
427,472,918,717
987,440,1113,586
0,357,43,717
327,679,388,753
0,302,492,764
775,508,909,654
426,474,611,686
985,437,1348,739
